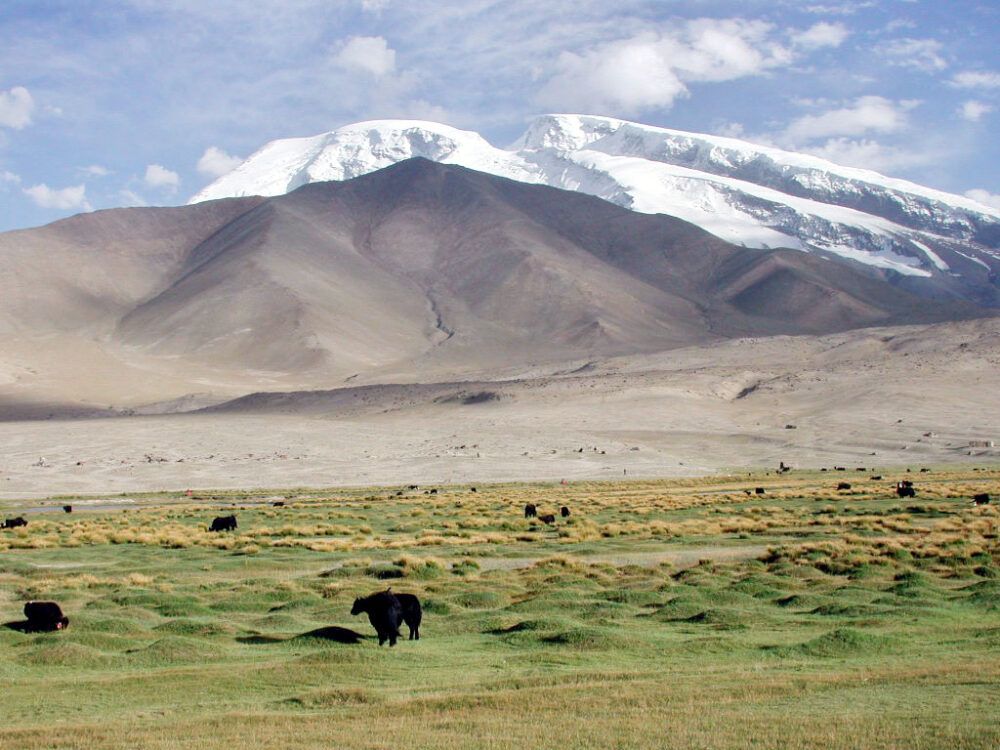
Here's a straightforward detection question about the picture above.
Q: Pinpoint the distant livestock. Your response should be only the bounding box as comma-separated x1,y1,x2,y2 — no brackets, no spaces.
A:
24,601,69,632
560,506,570,518
538,514,556,524
351,590,402,646
524,503,537,519
272,501,285,507
896,481,916,498
63,505,72,513
393,592,423,640
870,475,883,481
754,488,765,495
837,482,852,490
209,515,237,532
973,493,991,506
2,517,27,529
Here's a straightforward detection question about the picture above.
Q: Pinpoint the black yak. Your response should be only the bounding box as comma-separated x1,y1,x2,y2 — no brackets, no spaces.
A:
63,505,72,513
837,482,852,490
560,506,570,518
24,601,69,632
755,487,765,495
209,515,237,532
524,503,537,519
538,513,556,524
973,493,990,506
2,516,27,529
393,592,423,640
896,481,916,498
351,590,402,646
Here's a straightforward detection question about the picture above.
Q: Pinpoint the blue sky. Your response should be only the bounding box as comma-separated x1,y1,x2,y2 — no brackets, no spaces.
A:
1,0,998,231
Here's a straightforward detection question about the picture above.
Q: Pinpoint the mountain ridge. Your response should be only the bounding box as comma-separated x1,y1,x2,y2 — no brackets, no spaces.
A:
191,114,1000,307
0,157,993,416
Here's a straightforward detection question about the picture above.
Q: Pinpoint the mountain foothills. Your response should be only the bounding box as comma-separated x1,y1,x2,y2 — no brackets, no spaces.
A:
0,157,993,417
193,115,1000,307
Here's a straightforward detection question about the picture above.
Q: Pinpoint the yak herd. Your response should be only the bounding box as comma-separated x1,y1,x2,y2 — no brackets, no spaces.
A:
3,479,993,645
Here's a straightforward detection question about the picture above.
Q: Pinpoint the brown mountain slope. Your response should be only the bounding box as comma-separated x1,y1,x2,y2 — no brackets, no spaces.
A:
0,158,992,412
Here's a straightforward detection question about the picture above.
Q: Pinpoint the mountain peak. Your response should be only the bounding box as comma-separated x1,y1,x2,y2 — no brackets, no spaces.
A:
191,115,1000,305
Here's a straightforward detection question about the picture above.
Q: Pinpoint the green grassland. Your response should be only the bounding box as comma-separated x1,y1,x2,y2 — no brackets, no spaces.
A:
1,469,998,749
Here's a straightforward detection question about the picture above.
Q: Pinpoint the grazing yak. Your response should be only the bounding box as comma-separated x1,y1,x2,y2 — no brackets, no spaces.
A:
524,503,537,519
896,481,916,498
754,487,766,495
24,601,69,632
837,482,852,490
209,515,237,532
973,493,991,506
2,516,27,529
63,505,72,513
560,506,570,518
351,590,403,646
393,592,423,640
870,475,883,481
538,513,556,524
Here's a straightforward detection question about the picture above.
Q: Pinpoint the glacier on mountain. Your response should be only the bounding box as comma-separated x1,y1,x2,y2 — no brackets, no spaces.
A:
190,115,1000,298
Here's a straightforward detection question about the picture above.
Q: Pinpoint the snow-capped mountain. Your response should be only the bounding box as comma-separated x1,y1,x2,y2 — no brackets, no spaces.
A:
192,115,1000,305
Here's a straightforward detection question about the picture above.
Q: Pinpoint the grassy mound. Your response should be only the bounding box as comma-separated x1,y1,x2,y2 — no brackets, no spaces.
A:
541,626,631,649
783,628,894,658
452,590,508,609
682,608,758,630
285,687,382,707
154,618,234,637
124,636,218,666
18,641,113,668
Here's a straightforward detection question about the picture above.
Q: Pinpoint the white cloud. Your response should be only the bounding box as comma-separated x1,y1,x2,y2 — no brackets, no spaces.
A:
884,19,917,32
950,70,1000,89
800,138,936,173
964,189,1000,210
536,19,793,115
81,164,111,177
0,86,35,129
959,100,993,122
144,163,180,191
118,189,148,207
878,38,947,72
334,35,397,78
792,22,849,50
714,121,745,138
361,0,389,11
197,146,243,177
1,170,20,185
804,2,874,14
23,183,91,210
782,96,915,144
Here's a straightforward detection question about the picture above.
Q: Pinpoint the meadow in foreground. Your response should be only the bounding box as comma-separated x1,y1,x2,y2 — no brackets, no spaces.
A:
1,468,998,749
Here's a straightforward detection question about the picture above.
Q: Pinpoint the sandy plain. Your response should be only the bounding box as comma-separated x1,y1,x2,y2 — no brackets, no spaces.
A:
1,319,997,500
